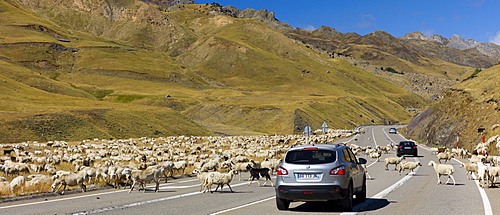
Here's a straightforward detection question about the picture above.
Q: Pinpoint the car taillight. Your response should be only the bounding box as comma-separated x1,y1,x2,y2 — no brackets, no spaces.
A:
413,145,417,149
398,146,403,148
277,166,288,175
330,165,346,175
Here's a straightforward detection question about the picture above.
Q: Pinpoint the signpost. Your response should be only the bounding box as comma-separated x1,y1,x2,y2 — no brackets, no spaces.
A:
321,121,328,134
304,126,312,145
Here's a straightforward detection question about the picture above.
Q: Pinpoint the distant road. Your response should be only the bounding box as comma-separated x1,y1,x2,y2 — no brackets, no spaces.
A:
0,125,495,214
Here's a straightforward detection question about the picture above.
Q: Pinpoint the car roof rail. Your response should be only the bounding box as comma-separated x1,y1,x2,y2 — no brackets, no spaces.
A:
335,142,346,147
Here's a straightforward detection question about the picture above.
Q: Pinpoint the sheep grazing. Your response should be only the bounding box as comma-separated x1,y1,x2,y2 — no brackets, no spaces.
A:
384,156,405,170
428,161,456,185
398,161,422,175
51,172,86,194
437,152,454,163
128,168,163,193
459,162,478,180
205,170,237,193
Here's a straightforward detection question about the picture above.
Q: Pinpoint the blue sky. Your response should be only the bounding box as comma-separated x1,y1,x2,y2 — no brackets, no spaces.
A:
199,0,500,44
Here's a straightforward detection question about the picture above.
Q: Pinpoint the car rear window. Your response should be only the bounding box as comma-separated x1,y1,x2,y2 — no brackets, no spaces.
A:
399,141,415,147
285,149,337,164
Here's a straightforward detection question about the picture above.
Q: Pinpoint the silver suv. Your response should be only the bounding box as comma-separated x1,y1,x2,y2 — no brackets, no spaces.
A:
275,143,367,211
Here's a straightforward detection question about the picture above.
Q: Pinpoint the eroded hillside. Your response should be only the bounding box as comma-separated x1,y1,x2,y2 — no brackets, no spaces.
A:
406,65,500,154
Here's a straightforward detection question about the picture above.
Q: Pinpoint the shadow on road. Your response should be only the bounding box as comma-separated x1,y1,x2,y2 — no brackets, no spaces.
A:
286,198,391,212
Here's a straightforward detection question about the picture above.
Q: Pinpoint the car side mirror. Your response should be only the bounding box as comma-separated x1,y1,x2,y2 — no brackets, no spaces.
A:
358,158,367,164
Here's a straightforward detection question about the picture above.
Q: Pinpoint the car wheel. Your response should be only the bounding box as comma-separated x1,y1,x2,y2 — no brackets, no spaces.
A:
357,179,367,203
276,197,290,210
397,154,401,157
340,183,353,211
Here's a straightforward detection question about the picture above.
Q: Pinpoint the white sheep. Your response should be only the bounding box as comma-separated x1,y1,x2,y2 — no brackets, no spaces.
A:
487,166,500,186
369,151,382,162
10,176,26,193
459,162,478,180
260,158,281,174
128,168,163,193
437,152,454,163
428,160,456,185
476,162,490,188
51,172,86,194
205,170,237,193
192,169,212,192
231,162,251,181
398,161,421,175
384,156,405,170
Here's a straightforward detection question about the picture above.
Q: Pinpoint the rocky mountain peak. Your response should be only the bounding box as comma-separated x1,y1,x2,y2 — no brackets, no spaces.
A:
402,32,430,41
312,26,342,39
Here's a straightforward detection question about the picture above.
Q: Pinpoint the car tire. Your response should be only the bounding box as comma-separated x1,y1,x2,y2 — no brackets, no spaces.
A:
276,197,290,210
397,154,401,157
340,183,353,211
356,179,367,203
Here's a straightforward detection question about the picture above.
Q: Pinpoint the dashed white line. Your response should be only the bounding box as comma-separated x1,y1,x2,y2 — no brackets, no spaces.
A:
209,196,275,215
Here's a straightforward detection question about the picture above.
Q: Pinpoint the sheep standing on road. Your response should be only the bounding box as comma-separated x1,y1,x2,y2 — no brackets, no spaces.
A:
51,172,86,194
192,169,212,192
476,162,489,188
459,162,478,180
437,152,454,163
384,156,405,170
398,161,421,175
205,170,237,193
128,167,163,193
428,160,456,185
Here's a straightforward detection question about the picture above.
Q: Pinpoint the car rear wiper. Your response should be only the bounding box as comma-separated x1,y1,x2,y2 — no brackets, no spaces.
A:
292,160,310,164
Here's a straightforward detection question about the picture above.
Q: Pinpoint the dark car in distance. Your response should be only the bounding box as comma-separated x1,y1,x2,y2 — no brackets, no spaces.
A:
397,141,418,157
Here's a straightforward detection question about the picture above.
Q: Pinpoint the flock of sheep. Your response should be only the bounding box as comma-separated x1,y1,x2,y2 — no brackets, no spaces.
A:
2,129,500,199
0,131,352,197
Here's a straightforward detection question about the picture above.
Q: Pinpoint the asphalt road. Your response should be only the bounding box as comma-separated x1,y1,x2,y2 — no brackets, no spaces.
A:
0,125,497,215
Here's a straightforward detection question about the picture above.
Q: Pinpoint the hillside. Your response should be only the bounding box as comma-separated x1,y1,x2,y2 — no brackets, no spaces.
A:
1,0,427,143
406,65,500,153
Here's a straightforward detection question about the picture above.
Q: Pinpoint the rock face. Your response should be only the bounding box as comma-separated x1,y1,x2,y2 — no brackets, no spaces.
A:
401,32,500,59
141,0,196,7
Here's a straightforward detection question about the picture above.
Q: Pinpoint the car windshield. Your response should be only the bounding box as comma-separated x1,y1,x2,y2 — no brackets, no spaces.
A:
285,149,337,164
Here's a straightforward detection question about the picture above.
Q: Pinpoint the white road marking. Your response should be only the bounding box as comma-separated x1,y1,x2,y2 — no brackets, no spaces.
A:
70,181,253,214
0,178,200,210
209,196,275,215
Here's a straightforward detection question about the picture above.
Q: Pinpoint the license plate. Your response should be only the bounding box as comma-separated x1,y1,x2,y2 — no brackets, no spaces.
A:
297,174,320,179
404,147,411,149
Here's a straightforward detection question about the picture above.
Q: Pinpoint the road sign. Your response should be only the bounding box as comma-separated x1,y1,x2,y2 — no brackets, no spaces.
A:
321,122,328,133
304,126,312,136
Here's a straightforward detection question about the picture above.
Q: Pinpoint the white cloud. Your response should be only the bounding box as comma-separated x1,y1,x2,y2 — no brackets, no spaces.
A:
303,25,316,31
357,14,376,28
489,31,500,45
